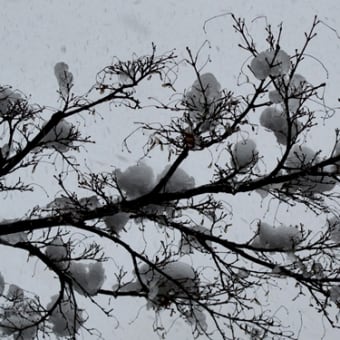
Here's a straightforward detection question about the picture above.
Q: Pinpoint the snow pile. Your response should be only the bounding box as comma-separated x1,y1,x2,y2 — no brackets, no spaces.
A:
103,212,130,235
183,73,222,132
40,119,75,152
179,225,212,254
116,163,155,199
250,49,290,80
0,87,26,116
231,139,258,171
67,261,105,296
285,145,336,194
45,236,70,270
54,62,74,98
269,74,307,112
157,165,195,193
47,295,85,337
251,221,302,251
0,286,39,339
260,107,301,145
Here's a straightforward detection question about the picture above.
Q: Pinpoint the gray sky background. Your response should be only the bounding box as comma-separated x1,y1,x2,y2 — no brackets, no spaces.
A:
1,0,340,339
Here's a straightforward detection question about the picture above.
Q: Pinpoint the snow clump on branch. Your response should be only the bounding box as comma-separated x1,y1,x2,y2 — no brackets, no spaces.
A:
137,262,200,308
40,119,76,152
179,224,212,254
157,165,195,193
0,87,27,116
45,237,105,296
183,72,222,132
0,285,40,339
47,295,85,337
269,74,307,112
116,163,155,199
251,221,302,251
285,144,336,194
231,139,258,172
46,195,100,212
260,107,301,145
0,219,28,245
0,272,4,295
327,217,340,243
54,62,74,98
113,261,207,332
67,261,106,296
250,49,290,80
103,212,130,235
45,236,70,270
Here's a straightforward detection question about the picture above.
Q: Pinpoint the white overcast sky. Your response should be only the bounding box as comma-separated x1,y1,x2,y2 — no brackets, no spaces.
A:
1,0,340,339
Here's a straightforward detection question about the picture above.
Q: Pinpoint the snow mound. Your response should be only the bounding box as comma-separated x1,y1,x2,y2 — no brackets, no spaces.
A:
116,163,155,199
157,165,195,193
251,221,302,251
231,139,258,171
54,62,74,98
250,49,290,80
